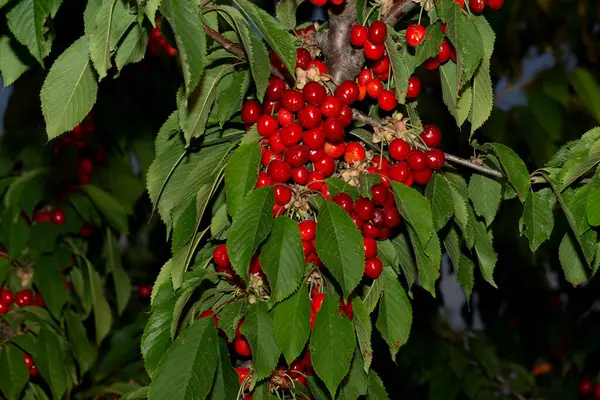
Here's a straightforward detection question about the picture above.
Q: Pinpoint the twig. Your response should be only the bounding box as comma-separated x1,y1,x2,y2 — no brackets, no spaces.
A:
381,0,418,26
352,108,506,179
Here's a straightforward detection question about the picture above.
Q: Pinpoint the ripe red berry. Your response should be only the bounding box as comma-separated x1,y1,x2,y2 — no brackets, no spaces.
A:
213,244,230,268
594,383,600,398
266,77,286,101
314,155,336,177
268,160,293,183
371,156,390,170
358,84,367,101
299,220,317,241
15,289,33,307
241,100,262,124
78,158,94,175
384,206,402,228
579,379,594,395
282,90,305,112
0,302,8,314
23,353,34,368
274,185,292,205
29,365,39,377
263,100,281,115
199,309,219,328
323,118,345,143
371,56,390,75
388,139,410,161
33,293,44,307
368,21,387,45
234,336,252,357
303,81,327,106
256,171,272,188
350,25,368,47
344,142,366,164
469,0,486,13
406,24,426,47
370,208,386,228
407,149,427,172
308,59,328,74
455,0,465,7
35,211,51,223
335,81,359,105
363,40,385,60
285,144,310,167
51,209,65,225
338,105,353,127
311,293,326,312
298,105,323,129
324,141,346,158
412,168,433,185
437,39,452,64
377,90,397,112
420,124,442,147
440,23,447,34
277,109,294,126
281,122,303,147
320,95,342,118
296,48,312,70
363,237,378,258
302,240,315,257
236,367,251,385
333,193,353,213
423,58,441,70
301,128,325,150
370,183,389,206
257,114,279,137
366,79,383,98
354,198,374,221
362,221,380,238
309,148,326,162
406,76,421,100
487,0,503,9
307,171,325,190
292,166,310,185
425,148,446,170
358,69,373,85
387,161,411,182
364,257,383,278
0,288,12,305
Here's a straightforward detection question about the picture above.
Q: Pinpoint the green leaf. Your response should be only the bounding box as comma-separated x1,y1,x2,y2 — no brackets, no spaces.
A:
0,208,30,256
0,36,30,86
388,233,416,291
144,0,160,23
469,17,495,137
425,174,454,231
310,296,356,398
468,173,502,226
208,340,240,400
366,370,390,400
225,142,261,218
6,0,51,65
104,229,131,315
40,36,98,140
339,350,368,400
482,143,530,202
141,283,175,378
0,344,29,400
385,34,413,104
272,286,310,365
439,61,473,126
124,387,150,400
362,275,383,314
216,70,250,125
276,0,302,30
559,232,588,285
445,4,483,86
521,188,555,252
234,0,296,74
162,0,207,96
390,181,434,249
473,219,498,288
414,22,444,67
325,177,360,199
407,225,440,296
33,262,69,319
81,185,129,233
88,0,118,80
215,301,243,342
260,216,304,302
115,22,149,72
352,297,373,372
376,267,412,359
227,186,274,279
316,201,365,297
65,311,97,375
87,260,113,344
149,319,218,400
241,303,280,382
570,67,600,124
34,327,67,400
587,177,600,226
557,139,600,191
457,254,475,301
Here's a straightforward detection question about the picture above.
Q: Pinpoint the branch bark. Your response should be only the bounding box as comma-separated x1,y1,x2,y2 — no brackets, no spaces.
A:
381,0,418,26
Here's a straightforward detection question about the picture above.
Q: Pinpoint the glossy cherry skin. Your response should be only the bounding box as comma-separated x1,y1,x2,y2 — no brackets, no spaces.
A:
437,39,452,63
281,90,305,112
364,257,383,278
425,148,446,170
344,142,366,164
406,24,426,47
406,76,421,99
257,114,279,137
377,90,397,112
389,139,410,161
298,105,323,129
333,193,353,214
354,198,374,221
268,160,293,183
213,244,230,268
302,81,327,106
303,128,326,150
407,149,427,172
285,144,310,167
314,155,336,177
241,100,262,124
358,69,373,85
320,96,342,118
323,118,345,143
366,79,383,98
234,336,252,357
324,141,346,158
487,0,504,9
334,81,359,105
299,220,317,241
370,183,389,206
266,77,286,101
15,289,33,307
469,0,486,13
363,237,378,258
350,24,368,47
280,122,303,147
255,171,272,188
296,48,312,70
274,185,292,205
420,124,442,147
387,161,411,182
412,168,433,185
292,166,310,184
371,56,390,75
384,206,402,228
363,40,385,60
368,21,387,45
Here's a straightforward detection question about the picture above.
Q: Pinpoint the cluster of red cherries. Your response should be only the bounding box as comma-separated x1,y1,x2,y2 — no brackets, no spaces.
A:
148,17,177,57
0,286,45,315
461,0,504,13
579,379,600,399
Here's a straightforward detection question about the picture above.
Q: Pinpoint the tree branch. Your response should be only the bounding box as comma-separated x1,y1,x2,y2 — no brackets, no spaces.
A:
381,0,418,26
352,109,505,179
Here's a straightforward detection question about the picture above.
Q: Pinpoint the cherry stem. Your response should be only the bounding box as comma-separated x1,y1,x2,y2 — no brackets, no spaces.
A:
417,5,424,26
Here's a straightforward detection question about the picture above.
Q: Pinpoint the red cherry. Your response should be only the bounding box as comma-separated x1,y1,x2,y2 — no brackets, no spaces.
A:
263,100,281,115
388,161,411,182
364,257,383,278
23,353,34,368
358,69,373,85
353,198,374,221
363,237,378,258
137,284,151,297
299,220,317,241
323,118,345,143
350,213,364,229
314,155,336,177
277,109,294,126
425,148,446,170
15,289,33,307
249,255,263,276
377,90,397,112
370,208,386,228
78,158,94,175
1,288,13,305
333,193,353,213
321,183,332,200
256,171,272,188
302,240,315,257
51,209,65,225
199,309,219,328
407,149,427,172
420,124,442,147
33,293,44,307
423,58,440,70
487,0,503,9
307,171,325,190
296,48,312,70
79,223,93,237
35,211,51,223
309,148,326,162
280,122,303,147
455,0,465,7
371,56,390,75
282,90,305,112
335,81,359,105
404,173,414,187
300,128,323,151
268,160,293,183
257,114,279,137
358,84,367,101
440,23,447,34
261,149,277,167
308,59,328,74
370,183,389,206
311,293,326,312
384,206,402,228
413,168,433,185
470,0,486,13
593,383,600,398
298,105,323,129
362,222,380,239
241,100,262,124
324,141,346,158
285,144,310,167
213,244,230,268
234,336,252,357
437,40,452,64
366,79,383,98
310,308,317,331
266,77,286,101
350,25,368,47
406,76,421,100
274,185,292,205
363,40,385,60
579,379,594,395
344,142,367,164
303,81,327,106
406,24,426,47
368,21,387,45
371,156,390,170
378,227,392,240
389,139,410,161
321,95,342,118
236,367,251,385
338,105,353,127
292,166,310,185
0,302,8,314
29,365,39,377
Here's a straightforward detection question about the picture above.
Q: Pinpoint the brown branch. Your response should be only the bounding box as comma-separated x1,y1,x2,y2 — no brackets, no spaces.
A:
352,109,506,179
381,0,418,26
